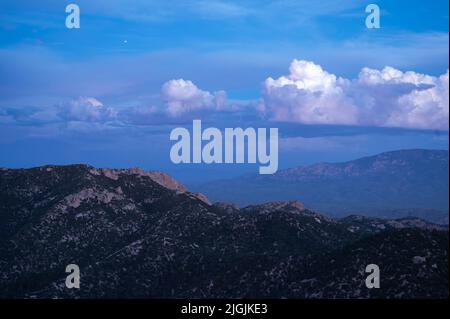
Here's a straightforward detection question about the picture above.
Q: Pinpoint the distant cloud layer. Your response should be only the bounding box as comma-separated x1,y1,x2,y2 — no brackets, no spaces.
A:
0,60,448,132
261,60,449,130
59,97,117,122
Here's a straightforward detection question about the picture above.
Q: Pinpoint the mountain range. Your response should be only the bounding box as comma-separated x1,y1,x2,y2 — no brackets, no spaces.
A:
0,164,448,298
195,149,449,224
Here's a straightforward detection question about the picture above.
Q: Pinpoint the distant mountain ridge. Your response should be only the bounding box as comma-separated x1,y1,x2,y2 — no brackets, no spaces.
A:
0,164,448,298
196,149,449,224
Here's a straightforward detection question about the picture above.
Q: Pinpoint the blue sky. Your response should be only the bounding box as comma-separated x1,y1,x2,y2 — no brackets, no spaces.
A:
0,0,448,183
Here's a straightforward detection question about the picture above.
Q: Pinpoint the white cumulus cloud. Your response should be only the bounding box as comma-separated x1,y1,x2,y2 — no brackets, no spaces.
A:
263,60,358,125
262,59,449,130
161,79,227,117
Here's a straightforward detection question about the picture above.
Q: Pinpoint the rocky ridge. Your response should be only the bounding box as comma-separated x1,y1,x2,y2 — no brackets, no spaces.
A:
0,165,447,299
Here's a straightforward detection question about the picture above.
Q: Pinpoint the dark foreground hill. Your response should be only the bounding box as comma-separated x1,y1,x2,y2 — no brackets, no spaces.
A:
196,149,449,224
0,165,448,298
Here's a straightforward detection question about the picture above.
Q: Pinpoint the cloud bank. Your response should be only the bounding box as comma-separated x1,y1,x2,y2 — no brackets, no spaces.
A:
0,60,448,132
262,60,449,130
